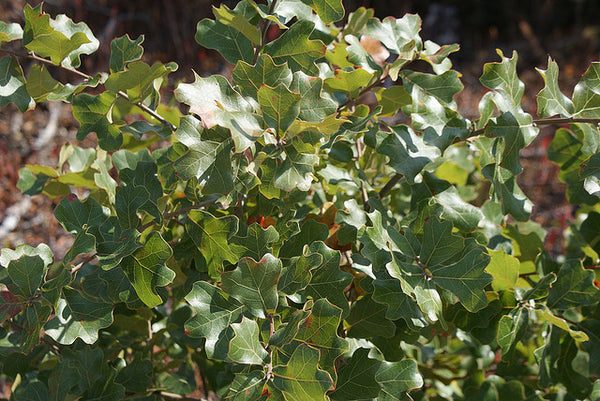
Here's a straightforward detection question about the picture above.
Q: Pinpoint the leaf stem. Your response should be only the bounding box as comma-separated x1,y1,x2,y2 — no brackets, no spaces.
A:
0,48,176,130
252,0,278,64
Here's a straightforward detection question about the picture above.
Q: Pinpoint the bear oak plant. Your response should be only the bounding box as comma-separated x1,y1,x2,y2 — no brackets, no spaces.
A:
1,1,600,400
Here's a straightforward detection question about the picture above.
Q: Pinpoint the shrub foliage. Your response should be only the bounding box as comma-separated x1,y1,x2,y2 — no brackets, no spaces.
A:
1,1,600,400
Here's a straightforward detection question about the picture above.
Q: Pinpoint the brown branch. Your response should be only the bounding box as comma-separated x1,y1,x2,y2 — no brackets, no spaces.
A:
0,48,176,131
71,252,98,273
378,173,403,198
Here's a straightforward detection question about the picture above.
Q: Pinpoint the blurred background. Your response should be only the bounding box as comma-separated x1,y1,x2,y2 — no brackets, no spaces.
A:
1,0,599,258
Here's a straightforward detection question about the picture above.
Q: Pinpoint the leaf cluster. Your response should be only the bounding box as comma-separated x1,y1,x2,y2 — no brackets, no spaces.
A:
2,1,600,400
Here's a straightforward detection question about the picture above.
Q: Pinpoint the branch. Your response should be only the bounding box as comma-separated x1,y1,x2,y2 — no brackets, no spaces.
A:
252,0,278,64
468,116,600,139
378,173,403,198
0,48,176,131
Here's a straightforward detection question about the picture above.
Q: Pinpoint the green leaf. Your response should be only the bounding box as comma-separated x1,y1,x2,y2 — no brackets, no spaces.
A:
258,84,302,134
6,255,46,298
173,116,234,194
422,218,492,311
222,254,281,318
185,211,241,279
0,243,54,271
292,299,348,378
324,68,373,98
429,185,484,232
290,71,338,123
372,278,425,329
72,92,122,151
44,287,114,345
0,56,34,112
233,54,293,98
109,34,144,73
547,259,600,309
573,62,600,118
401,70,463,106
346,295,396,338
226,371,268,400
23,4,97,68
331,348,381,400
263,20,326,76
273,138,319,191
300,0,344,23
272,344,334,401
279,251,320,296
120,232,174,308
366,14,421,55
479,50,538,175
12,381,50,401
479,157,533,221
366,14,421,78
536,56,574,118
375,359,423,399
195,18,254,64
548,127,597,204
25,64,63,102
537,306,588,342
343,7,374,37
0,21,23,42
231,223,280,261
485,250,519,292
497,307,528,357
185,281,245,359
54,196,108,234
305,242,353,316
420,41,459,74
228,317,269,365
344,35,383,73
115,358,153,393
105,61,175,104
375,124,440,184
175,73,263,152
375,86,412,117
213,4,261,45
115,185,149,229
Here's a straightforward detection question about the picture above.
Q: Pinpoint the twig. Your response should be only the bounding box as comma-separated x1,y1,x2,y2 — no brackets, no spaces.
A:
378,173,403,198
71,252,98,273
0,48,176,131
252,0,278,64
337,75,388,113
468,116,600,139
